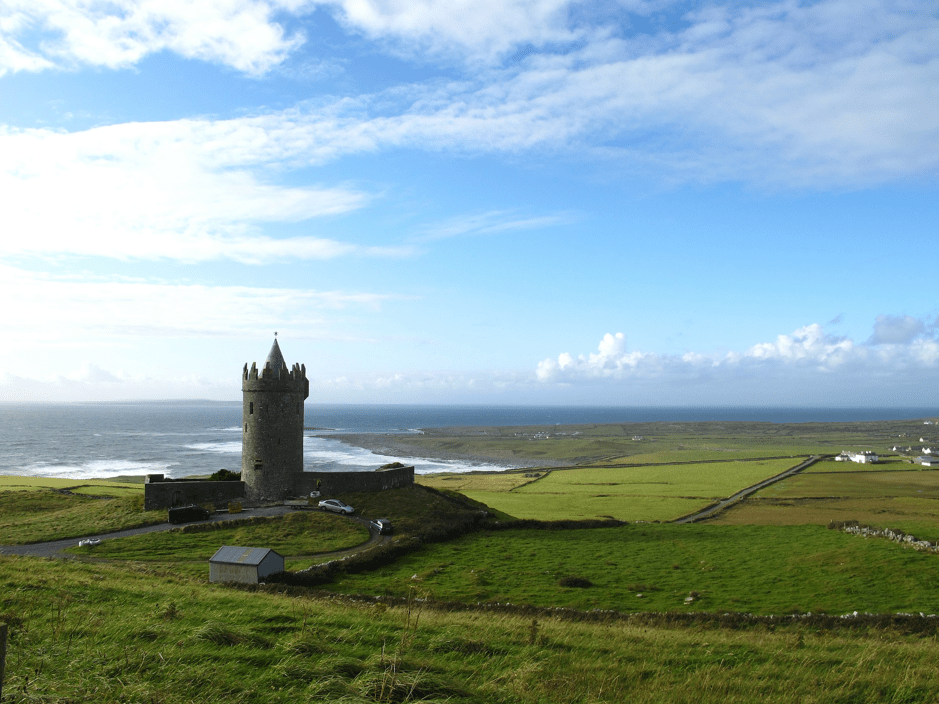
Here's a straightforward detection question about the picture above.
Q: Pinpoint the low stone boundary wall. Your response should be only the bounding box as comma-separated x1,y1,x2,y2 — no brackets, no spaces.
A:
829,520,939,553
143,465,413,509
298,465,414,497
144,480,245,510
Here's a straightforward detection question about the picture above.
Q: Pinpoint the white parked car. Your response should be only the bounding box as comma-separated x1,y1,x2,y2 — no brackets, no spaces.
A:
370,518,393,535
318,499,354,515
78,538,101,547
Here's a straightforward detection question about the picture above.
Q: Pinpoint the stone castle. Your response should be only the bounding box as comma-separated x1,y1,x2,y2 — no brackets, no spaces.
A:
241,337,310,501
144,337,413,510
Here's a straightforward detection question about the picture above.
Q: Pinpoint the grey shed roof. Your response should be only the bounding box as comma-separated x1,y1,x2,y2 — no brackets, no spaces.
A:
265,338,287,377
209,546,283,566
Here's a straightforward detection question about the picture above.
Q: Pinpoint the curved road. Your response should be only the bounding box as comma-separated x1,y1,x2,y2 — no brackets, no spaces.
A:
0,506,388,560
672,455,823,524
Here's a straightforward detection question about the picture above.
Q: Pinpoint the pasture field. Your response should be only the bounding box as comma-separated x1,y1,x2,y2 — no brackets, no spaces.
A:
709,465,939,538
326,523,939,615
459,491,705,521
0,490,164,544
369,417,934,467
803,457,914,472
70,511,369,576
0,475,144,495
423,458,801,521
2,555,939,704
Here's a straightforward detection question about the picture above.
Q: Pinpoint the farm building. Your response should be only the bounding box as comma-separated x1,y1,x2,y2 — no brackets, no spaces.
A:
209,546,285,584
835,451,879,464
917,456,939,467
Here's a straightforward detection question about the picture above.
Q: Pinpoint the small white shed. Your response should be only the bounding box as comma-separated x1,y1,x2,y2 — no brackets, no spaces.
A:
209,546,285,584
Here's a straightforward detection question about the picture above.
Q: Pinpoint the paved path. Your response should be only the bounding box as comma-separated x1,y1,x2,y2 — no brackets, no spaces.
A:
671,455,823,524
0,505,385,560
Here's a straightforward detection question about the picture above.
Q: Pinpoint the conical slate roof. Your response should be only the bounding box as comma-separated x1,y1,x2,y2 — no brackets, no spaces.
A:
265,338,287,377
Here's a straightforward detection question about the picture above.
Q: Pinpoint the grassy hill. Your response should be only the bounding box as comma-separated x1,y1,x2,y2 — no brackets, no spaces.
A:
3,418,939,702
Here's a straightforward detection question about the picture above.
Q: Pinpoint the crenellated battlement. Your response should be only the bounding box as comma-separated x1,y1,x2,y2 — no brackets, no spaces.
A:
242,360,309,394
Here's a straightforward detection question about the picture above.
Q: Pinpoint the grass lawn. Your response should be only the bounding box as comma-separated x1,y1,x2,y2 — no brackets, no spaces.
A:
452,458,802,521
326,523,939,615
71,510,371,578
803,457,917,473
710,467,939,538
462,490,705,521
1,554,938,703
0,475,144,495
0,490,165,544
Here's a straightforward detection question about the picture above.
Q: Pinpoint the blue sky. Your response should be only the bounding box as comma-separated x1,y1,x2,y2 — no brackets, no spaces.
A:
1,0,937,406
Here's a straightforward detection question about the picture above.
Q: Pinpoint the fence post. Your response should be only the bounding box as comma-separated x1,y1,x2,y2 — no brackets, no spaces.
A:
0,622,7,702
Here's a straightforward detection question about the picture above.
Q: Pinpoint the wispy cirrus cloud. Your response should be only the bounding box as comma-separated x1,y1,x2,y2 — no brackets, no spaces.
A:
0,120,418,264
2,0,935,265
414,210,575,242
0,264,399,342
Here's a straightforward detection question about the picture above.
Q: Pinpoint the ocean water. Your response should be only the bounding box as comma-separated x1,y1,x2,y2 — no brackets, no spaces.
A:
0,403,935,481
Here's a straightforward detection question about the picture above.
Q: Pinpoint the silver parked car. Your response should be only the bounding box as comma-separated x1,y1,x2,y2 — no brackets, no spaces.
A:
318,499,354,515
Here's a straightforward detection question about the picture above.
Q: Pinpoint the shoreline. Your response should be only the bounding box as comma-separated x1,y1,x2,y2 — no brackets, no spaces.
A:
319,432,568,472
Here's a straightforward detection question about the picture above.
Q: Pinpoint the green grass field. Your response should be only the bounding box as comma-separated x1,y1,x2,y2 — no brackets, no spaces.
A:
325,522,939,615
2,554,939,704
4,419,939,702
71,511,370,576
0,475,144,495
0,489,164,544
428,458,802,521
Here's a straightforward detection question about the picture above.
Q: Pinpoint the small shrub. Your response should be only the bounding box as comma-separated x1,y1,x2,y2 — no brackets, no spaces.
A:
558,576,593,588
208,468,241,481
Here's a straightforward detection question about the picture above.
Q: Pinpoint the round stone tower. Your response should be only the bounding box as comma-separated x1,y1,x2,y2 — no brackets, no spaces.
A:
242,338,309,502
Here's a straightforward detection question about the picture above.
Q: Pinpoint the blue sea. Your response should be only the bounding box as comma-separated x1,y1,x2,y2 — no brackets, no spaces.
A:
0,403,936,480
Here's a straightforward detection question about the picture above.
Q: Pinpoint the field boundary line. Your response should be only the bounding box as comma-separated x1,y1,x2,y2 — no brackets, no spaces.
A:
671,455,825,524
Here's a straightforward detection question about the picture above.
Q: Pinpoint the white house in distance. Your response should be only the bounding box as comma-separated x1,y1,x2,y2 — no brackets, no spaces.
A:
209,546,285,584
835,451,879,464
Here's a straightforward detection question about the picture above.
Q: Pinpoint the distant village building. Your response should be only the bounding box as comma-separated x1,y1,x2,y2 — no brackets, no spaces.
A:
917,456,939,467
209,546,284,584
835,451,879,464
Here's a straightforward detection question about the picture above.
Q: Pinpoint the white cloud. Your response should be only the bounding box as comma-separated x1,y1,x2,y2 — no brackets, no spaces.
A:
537,317,939,387
415,210,574,241
291,0,939,186
869,314,926,345
1,0,934,244
0,264,397,343
323,0,580,63
0,120,418,263
0,0,308,76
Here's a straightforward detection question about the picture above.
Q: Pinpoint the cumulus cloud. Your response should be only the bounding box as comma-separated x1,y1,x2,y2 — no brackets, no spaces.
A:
0,0,307,76
869,314,926,345
537,317,939,387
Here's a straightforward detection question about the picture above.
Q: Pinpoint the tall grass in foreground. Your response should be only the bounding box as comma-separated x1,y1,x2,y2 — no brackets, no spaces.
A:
2,555,939,703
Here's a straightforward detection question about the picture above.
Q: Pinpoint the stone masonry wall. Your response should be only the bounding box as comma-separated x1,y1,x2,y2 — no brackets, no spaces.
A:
144,480,245,511
297,465,414,497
